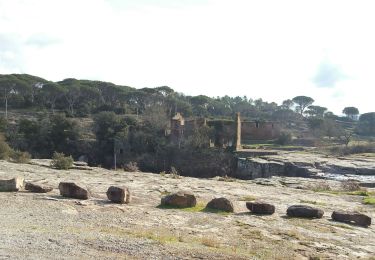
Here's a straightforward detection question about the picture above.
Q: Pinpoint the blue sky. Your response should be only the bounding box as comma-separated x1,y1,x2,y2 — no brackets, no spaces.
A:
0,0,374,114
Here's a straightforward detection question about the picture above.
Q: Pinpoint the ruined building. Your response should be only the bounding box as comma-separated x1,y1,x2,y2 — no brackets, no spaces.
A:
167,112,280,148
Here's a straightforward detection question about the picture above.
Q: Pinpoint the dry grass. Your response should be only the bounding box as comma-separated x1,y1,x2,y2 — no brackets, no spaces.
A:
201,236,221,248
239,195,257,201
299,199,326,206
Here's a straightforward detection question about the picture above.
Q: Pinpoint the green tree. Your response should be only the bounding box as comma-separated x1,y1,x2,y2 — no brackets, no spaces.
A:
305,105,327,118
281,99,294,110
292,96,314,116
342,107,359,120
41,83,64,114
357,112,375,136
0,75,29,118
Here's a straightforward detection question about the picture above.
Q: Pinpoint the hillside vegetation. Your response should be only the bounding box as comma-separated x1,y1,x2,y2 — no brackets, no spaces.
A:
0,74,374,174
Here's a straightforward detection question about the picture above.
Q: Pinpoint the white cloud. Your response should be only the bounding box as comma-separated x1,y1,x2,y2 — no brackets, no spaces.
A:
0,0,374,115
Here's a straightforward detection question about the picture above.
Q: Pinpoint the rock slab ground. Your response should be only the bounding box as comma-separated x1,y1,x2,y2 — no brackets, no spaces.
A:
0,159,374,259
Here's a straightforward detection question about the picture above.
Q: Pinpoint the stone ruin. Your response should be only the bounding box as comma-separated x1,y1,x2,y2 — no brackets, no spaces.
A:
166,112,280,148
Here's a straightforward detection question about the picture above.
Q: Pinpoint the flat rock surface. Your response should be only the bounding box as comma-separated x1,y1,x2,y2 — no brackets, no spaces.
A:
0,159,374,259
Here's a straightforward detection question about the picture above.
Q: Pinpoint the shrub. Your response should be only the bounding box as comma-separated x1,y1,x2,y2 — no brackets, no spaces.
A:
275,132,292,145
308,181,331,192
0,135,12,160
51,152,73,170
341,180,361,191
10,150,31,164
123,161,139,172
169,166,180,179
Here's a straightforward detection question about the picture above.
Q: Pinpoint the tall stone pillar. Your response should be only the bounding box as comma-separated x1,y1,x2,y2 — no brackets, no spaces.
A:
235,112,242,151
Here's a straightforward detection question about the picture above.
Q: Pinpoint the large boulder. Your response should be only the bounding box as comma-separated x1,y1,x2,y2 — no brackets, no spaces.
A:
25,182,53,193
332,211,371,227
0,177,24,192
58,182,89,200
161,191,196,208
287,205,324,219
106,186,131,204
246,202,275,215
206,197,234,212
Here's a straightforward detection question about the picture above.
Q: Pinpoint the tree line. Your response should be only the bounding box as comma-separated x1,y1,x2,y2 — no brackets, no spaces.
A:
0,74,374,174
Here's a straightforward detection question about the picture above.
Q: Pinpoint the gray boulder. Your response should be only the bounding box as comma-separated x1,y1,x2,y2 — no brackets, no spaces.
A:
25,182,53,193
332,211,371,227
206,197,234,212
0,177,24,192
287,205,324,218
161,191,196,208
246,202,275,215
106,186,131,204
58,182,89,200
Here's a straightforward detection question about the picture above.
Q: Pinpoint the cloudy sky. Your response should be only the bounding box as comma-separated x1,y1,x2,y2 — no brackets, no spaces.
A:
0,0,374,114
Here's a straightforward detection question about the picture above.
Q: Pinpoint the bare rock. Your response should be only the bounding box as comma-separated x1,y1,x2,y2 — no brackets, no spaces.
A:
106,186,131,204
206,197,234,212
161,191,196,208
246,201,275,215
58,182,89,200
332,211,371,227
25,182,53,193
287,205,324,219
0,177,24,192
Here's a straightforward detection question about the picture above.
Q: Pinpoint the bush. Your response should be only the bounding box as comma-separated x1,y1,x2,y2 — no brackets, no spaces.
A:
169,166,180,179
123,161,139,172
0,135,12,160
10,150,31,164
51,152,73,170
308,181,331,192
328,143,375,156
341,180,361,191
275,132,292,145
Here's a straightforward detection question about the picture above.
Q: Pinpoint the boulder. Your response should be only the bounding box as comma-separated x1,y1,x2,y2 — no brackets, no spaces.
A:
206,197,234,212
106,186,131,204
58,182,89,200
161,191,196,208
287,205,324,219
0,177,24,192
246,202,275,215
332,211,371,227
25,182,53,193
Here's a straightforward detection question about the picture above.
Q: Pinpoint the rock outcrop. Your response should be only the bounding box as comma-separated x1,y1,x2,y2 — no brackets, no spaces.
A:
58,182,89,200
0,177,24,192
234,152,375,184
106,186,131,204
246,201,275,215
161,191,196,208
332,211,371,227
287,205,324,219
25,182,53,193
206,197,234,212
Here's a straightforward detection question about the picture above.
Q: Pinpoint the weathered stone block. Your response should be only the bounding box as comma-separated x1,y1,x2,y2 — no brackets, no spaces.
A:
106,186,130,204
25,182,53,193
0,177,24,192
246,201,275,215
206,197,234,212
161,191,196,208
332,211,371,227
58,182,89,200
287,205,324,219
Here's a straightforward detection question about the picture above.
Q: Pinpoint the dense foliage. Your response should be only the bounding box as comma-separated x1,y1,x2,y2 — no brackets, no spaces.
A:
0,74,373,175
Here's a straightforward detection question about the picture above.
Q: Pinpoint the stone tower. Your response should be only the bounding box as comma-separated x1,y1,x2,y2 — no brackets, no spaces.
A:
235,112,242,150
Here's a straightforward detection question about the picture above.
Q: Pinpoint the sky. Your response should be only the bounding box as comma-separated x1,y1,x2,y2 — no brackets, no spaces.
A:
0,0,374,115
